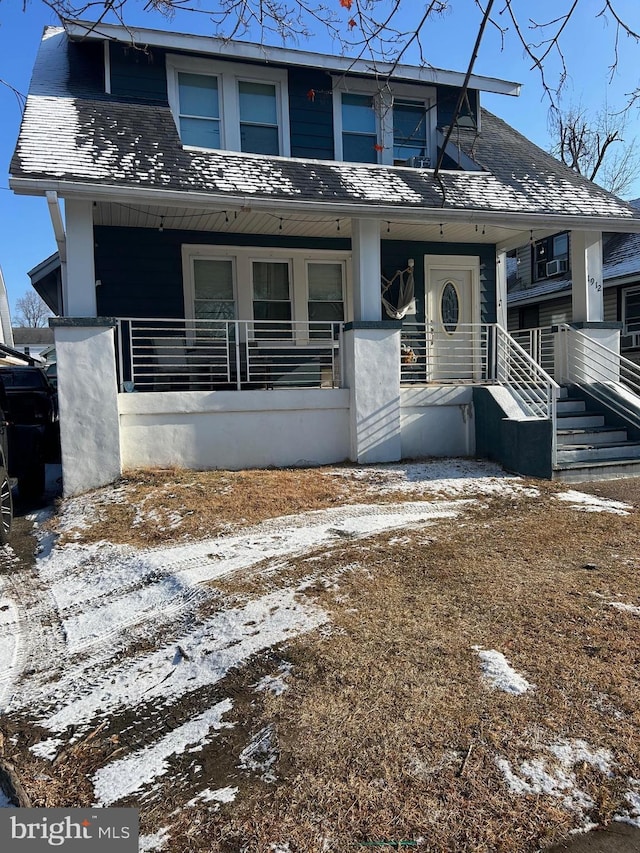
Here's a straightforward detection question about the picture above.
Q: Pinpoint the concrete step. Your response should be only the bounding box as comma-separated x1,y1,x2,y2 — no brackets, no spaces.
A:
556,427,629,446
553,457,640,482
556,442,640,463
556,413,606,430
556,398,587,415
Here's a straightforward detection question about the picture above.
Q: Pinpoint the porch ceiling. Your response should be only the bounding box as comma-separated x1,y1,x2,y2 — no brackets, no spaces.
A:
93,201,531,247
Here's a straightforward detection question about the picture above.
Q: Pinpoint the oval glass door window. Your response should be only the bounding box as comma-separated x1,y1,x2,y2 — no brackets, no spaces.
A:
441,281,460,333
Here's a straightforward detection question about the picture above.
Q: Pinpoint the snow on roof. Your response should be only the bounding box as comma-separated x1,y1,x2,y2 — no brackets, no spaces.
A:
10,28,640,227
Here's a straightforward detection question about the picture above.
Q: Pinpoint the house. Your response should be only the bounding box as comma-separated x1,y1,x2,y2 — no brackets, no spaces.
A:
9,19,640,495
11,327,55,363
508,229,640,363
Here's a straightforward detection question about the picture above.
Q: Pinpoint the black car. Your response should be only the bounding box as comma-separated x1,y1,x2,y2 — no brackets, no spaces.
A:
0,366,60,503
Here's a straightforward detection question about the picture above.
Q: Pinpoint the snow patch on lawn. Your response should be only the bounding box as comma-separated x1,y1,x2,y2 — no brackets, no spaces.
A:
29,737,63,761
496,739,614,811
610,601,640,617
0,591,21,711
254,663,293,696
331,459,540,498
473,647,534,694
186,786,238,807
239,725,278,783
616,782,640,828
138,827,171,851
556,490,631,515
93,700,234,806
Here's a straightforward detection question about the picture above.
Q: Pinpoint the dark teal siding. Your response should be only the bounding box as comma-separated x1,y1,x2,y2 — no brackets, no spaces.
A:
94,226,350,317
109,43,168,102
436,85,479,129
288,69,334,160
67,40,105,96
381,241,496,323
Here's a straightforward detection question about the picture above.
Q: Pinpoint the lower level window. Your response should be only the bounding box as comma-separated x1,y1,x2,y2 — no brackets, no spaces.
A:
193,258,235,321
252,261,291,336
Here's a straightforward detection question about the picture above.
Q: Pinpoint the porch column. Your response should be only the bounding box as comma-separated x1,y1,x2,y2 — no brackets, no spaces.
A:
496,250,507,329
571,230,603,322
51,318,121,496
351,218,382,321
343,321,402,464
65,199,97,317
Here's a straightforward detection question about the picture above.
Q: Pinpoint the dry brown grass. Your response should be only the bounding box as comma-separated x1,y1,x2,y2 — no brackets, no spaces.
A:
9,468,640,852
174,495,640,852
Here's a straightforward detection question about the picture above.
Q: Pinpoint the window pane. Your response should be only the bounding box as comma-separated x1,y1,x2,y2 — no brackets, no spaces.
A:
239,81,277,124
308,301,344,322
194,259,234,300
195,300,236,321
394,102,427,161
343,133,377,163
180,117,221,149
308,263,343,301
553,233,569,257
342,93,375,133
253,301,292,321
178,73,219,118
626,291,640,330
253,262,290,300
240,123,279,155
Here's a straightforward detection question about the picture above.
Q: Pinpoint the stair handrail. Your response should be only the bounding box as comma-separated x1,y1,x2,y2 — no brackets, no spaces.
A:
495,324,560,418
557,323,640,430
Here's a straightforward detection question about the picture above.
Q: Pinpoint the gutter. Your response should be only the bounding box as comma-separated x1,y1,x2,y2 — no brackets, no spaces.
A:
11,177,640,235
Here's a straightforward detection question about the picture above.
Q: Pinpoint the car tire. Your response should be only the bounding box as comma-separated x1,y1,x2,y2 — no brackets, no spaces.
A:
18,462,45,503
0,468,13,544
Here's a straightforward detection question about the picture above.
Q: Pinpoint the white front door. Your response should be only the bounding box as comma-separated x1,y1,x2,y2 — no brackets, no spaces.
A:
425,255,480,381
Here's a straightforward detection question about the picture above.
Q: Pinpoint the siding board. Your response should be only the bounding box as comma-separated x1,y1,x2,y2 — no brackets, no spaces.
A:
288,69,334,160
109,43,168,102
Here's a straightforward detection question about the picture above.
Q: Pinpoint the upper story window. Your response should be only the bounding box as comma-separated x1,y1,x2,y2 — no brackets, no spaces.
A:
534,232,569,281
167,55,290,156
623,286,640,335
393,100,429,166
333,79,435,167
341,93,378,164
239,82,279,155
177,73,221,149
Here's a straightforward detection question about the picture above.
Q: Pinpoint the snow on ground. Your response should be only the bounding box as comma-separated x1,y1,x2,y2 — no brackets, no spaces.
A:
0,589,21,710
616,781,640,828
93,700,234,806
330,459,541,498
610,601,640,616
138,827,171,852
239,725,279,783
555,490,632,515
473,647,534,695
186,786,238,808
496,739,614,812
254,662,292,696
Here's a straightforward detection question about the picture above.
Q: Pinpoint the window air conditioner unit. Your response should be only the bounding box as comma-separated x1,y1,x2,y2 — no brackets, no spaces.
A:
546,258,568,276
407,156,430,169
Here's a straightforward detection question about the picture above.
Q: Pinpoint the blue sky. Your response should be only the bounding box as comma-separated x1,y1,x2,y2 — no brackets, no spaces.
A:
1,0,640,316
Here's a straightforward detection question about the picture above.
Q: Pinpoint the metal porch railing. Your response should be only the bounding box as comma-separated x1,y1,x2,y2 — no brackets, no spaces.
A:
509,326,556,380
558,323,640,429
116,319,343,392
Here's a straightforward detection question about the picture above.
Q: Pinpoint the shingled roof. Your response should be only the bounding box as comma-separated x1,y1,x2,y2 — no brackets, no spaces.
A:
10,26,640,227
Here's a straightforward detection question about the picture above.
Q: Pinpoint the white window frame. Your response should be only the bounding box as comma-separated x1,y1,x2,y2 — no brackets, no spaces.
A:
306,259,347,324
332,77,436,166
167,55,290,156
182,245,351,330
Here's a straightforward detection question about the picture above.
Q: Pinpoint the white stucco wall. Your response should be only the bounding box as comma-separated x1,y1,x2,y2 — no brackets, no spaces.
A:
119,388,350,470
400,386,475,459
54,322,121,496
343,326,402,463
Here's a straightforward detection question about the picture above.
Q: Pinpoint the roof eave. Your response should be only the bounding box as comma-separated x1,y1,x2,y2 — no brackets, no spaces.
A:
62,18,521,97
11,176,640,233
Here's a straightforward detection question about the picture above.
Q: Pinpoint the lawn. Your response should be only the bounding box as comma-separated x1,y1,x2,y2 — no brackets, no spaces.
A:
1,460,639,852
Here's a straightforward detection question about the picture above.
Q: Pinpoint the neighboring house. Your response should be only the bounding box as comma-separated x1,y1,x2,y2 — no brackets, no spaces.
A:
11,327,55,363
9,19,640,495
508,230,640,359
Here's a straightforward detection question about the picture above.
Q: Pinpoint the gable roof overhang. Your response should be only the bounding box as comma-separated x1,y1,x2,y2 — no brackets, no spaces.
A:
63,18,521,97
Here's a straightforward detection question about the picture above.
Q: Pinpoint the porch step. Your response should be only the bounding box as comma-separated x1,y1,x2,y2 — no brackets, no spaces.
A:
556,398,586,415
556,413,605,430
553,384,640,481
553,458,640,483
556,441,640,464
556,427,629,446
